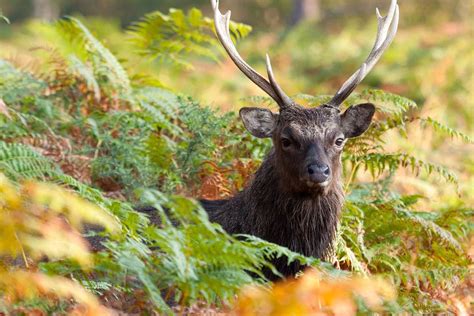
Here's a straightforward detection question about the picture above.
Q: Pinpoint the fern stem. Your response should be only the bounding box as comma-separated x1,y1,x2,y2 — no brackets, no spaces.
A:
14,231,29,269
94,139,103,159
345,161,361,193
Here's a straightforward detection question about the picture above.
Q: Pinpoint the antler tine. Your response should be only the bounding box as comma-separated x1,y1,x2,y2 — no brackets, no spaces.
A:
266,54,294,107
211,0,293,109
326,0,399,109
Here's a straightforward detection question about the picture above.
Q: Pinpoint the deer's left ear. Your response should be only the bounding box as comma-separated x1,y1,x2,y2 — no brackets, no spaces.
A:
340,103,376,138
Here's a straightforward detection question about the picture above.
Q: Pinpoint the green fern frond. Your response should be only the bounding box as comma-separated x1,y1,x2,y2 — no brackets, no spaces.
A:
347,152,458,184
52,174,106,204
335,233,370,275
134,87,183,136
239,234,340,276
358,89,417,115
0,141,59,181
292,94,332,107
77,279,112,296
239,95,276,108
56,17,131,96
68,55,101,101
420,117,473,143
394,207,462,252
0,60,47,104
128,7,251,69
401,265,469,294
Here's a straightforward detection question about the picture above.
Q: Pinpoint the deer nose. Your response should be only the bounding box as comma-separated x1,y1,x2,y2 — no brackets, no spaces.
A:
307,164,330,183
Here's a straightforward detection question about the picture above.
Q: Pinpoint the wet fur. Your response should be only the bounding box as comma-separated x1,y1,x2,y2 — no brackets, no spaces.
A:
200,103,376,278
202,105,351,278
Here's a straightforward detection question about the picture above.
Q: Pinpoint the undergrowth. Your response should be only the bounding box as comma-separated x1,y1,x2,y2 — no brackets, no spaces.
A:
0,6,472,315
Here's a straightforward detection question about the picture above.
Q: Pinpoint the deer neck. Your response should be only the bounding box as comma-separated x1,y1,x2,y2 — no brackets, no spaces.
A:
243,150,344,258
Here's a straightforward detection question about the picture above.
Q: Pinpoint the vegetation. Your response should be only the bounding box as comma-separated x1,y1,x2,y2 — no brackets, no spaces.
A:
0,3,472,315
0,174,117,314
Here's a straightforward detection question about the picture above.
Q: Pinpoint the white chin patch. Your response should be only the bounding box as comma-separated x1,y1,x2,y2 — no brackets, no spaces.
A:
306,180,330,188
319,180,330,187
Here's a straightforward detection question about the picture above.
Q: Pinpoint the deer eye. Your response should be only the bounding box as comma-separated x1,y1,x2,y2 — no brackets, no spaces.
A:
335,138,344,147
281,138,292,149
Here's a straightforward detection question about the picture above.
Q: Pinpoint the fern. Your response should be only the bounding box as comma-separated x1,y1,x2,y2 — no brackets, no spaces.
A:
394,207,462,252
0,60,47,104
335,234,370,275
341,183,470,313
346,152,458,184
365,195,464,252
56,17,131,97
0,173,118,314
0,141,60,180
83,189,337,313
134,86,183,136
128,8,251,69
420,117,473,143
292,93,332,107
77,280,112,296
239,95,277,108
0,8,471,315
68,55,101,101
358,89,417,114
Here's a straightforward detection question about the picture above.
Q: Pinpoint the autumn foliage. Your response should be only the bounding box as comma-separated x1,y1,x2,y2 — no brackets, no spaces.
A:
0,3,472,315
236,270,396,316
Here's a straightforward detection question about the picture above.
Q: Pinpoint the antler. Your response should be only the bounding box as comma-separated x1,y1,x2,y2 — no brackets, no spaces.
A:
211,0,293,109
326,0,399,109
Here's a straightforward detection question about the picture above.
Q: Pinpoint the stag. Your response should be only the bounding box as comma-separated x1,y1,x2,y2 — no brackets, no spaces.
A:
199,0,399,277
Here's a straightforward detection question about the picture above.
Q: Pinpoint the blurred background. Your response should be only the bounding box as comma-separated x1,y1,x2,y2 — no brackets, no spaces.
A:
0,0,471,28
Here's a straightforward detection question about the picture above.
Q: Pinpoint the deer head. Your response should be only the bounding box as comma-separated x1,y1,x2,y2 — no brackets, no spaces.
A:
211,0,399,194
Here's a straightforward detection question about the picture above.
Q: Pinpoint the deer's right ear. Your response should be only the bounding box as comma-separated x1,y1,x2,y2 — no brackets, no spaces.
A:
239,107,278,138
